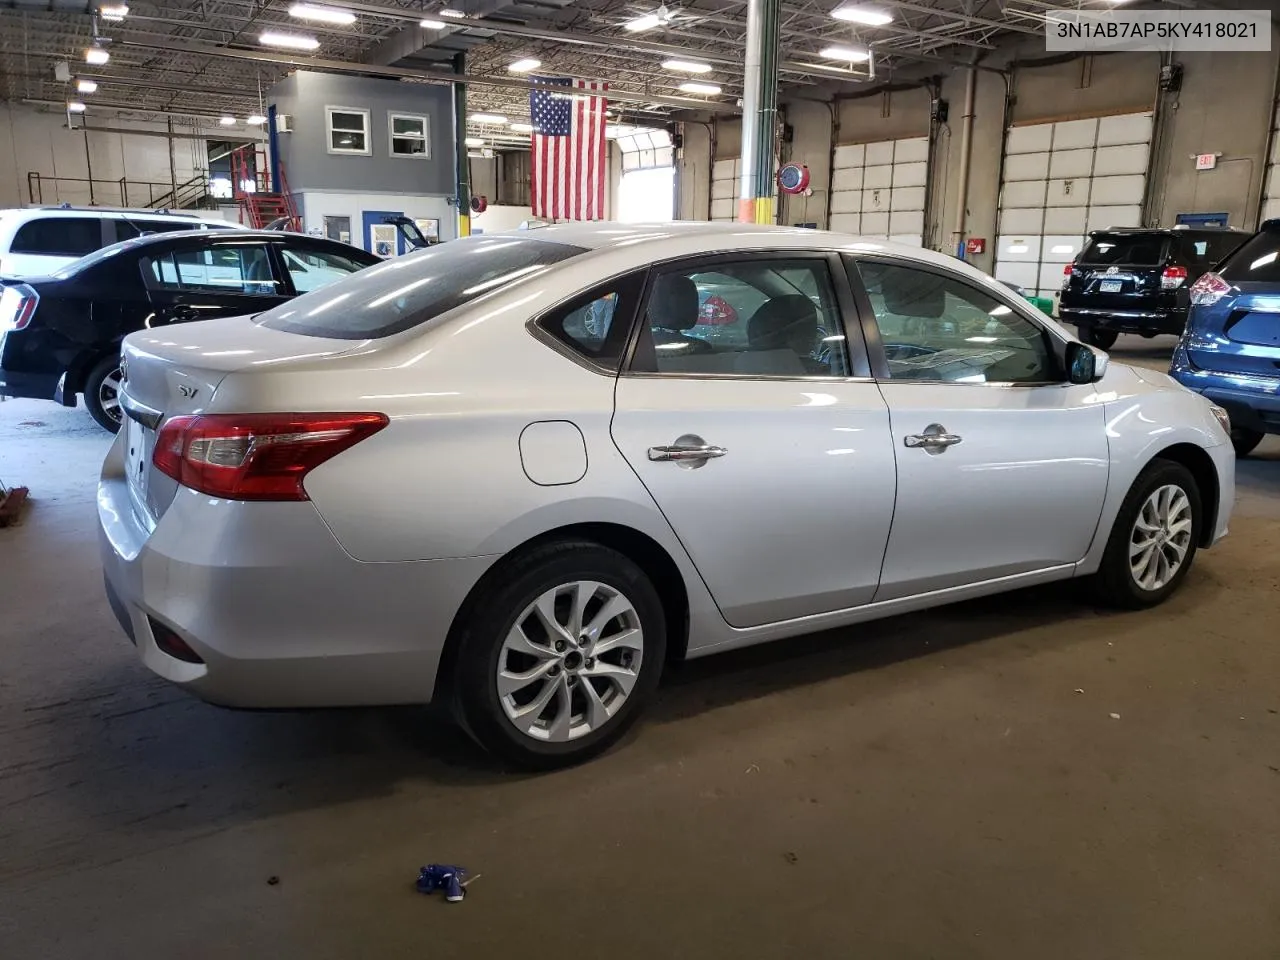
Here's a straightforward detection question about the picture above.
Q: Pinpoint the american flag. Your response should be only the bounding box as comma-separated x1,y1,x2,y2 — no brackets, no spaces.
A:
529,77,608,220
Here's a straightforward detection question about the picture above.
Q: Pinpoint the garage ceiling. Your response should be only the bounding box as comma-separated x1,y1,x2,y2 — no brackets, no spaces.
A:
0,0,1250,139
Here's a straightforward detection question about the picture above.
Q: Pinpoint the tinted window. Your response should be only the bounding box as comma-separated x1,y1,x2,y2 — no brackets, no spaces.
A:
538,273,645,370
10,217,102,257
1080,234,1166,266
114,219,209,241
1181,232,1246,265
629,259,849,378
144,244,280,296
259,236,585,339
856,260,1057,384
280,247,371,294
1217,229,1280,282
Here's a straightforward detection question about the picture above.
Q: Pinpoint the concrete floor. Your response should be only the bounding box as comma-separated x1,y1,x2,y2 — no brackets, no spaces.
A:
2,335,1279,959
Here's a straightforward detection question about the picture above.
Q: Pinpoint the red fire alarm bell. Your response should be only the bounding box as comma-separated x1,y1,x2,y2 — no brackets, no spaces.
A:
965,237,986,255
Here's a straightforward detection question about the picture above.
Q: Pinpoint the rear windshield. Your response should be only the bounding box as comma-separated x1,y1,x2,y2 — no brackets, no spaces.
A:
1218,229,1280,283
1080,234,1166,266
258,236,586,339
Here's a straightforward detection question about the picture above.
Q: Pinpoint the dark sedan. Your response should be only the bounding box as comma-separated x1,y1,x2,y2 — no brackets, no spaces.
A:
0,230,380,430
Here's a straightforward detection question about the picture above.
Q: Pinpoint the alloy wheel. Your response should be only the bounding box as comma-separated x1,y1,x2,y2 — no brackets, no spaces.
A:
99,367,124,425
1129,484,1193,591
497,581,644,742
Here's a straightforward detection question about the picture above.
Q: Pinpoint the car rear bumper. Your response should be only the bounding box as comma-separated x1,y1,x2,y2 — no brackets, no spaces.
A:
0,367,58,401
1171,365,1280,435
97,431,496,708
1060,306,1186,335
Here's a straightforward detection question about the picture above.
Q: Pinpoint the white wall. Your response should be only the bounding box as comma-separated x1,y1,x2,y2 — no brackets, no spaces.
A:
296,190,457,248
0,103,211,209
472,204,534,233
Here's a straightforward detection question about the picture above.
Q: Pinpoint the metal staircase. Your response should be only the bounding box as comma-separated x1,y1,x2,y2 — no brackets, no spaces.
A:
231,144,300,230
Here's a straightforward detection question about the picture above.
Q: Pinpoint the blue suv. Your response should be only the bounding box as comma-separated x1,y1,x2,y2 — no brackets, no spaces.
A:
1171,220,1280,457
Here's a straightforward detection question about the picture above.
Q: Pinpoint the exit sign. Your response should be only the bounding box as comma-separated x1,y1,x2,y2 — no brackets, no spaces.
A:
1195,153,1218,171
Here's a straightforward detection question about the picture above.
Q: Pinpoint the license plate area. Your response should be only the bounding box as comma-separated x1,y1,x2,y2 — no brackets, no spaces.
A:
1099,280,1123,293
124,415,152,501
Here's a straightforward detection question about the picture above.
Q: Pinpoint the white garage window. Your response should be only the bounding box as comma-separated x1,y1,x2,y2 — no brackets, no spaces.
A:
994,112,1153,303
1261,104,1280,224
711,157,740,222
829,136,928,247
326,106,371,156
389,113,429,158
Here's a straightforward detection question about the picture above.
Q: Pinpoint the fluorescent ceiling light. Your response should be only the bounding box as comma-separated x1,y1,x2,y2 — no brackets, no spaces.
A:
509,122,535,133
508,58,541,72
99,4,129,20
247,114,267,124
289,4,356,25
624,13,662,32
419,18,445,28
464,136,484,147
830,4,892,25
76,79,98,93
219,115,236,125
662,58,712,73
259,31,321,50
677,81,721,95
84,47,110,65
439,8,465,17
67,101,86,113
819,44,871,61
470,112,507,124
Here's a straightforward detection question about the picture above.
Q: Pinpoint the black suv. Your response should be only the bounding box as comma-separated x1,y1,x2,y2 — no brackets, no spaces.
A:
1059,226,1248,349
0,230,379,431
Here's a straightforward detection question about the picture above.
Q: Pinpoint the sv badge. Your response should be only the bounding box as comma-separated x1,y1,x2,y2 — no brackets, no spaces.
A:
178,384,199,399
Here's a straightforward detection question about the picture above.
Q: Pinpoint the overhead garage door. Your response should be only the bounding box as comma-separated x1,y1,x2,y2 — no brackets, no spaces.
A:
994,112,1153,303
1261,104,1280,224
829,137,928,245
710,158,740,221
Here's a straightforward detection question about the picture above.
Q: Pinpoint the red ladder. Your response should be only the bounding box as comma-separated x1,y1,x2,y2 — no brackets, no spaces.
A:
231,144,300,231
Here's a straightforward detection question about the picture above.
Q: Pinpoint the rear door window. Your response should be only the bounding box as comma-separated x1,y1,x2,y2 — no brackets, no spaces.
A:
1182,233,1246,266
258,236,586,339
1080,234,1167,266
143,243,281,296
9,217,104,257
1218,229,1280,282
280,246,373,294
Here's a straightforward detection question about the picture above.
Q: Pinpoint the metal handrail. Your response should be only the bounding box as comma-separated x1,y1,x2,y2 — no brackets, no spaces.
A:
26,170,212,209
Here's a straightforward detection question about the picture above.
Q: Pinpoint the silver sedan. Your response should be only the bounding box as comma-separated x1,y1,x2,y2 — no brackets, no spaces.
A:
99,222,1235,767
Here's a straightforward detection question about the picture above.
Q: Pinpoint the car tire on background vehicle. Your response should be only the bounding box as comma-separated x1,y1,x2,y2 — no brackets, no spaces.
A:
84,355,124,434
1091,459,1201,610
1078,326,1119,351
451,541,667,770
1231,428,1265,458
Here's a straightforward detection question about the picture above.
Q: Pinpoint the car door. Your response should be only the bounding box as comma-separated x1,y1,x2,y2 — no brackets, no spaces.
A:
140,239,291,326
609,252,898,629
847,255,1111,601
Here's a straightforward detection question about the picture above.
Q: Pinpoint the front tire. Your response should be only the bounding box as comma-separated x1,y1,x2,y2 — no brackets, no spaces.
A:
1231,427,1264,458
1091,460,1201,609
452,542,666,769
84,355,124,433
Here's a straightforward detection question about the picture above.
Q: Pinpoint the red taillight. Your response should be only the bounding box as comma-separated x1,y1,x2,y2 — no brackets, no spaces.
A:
1188,271,1231,306
0,284,38,331
1063,263,1074,276
1161,264,1189,289
152,412,388,501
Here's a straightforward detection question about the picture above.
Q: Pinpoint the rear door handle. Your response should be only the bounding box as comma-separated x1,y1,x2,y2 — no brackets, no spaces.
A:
648,444,728,462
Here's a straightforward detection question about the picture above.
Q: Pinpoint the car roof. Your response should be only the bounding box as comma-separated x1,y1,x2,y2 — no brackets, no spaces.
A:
1086,226,1247,236
109,228,372,250
0,206,232,223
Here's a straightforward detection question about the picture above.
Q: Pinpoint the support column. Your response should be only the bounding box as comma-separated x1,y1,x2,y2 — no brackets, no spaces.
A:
453,52,472,238
738,0,780,224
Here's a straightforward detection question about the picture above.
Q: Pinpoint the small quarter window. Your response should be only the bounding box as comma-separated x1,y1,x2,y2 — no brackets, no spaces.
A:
536,272,646,371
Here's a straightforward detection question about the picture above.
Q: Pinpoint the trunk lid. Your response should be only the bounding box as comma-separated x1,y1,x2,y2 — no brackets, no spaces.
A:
1186,283,1280,379
1062,233,1174,311
119,314,369,527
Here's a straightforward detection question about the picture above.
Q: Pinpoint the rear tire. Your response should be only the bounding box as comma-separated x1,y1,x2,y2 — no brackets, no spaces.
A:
1231,428,1264,458
1079,326,1119,350
1090,460,1201,609
451,541,666,770
84,355,124,434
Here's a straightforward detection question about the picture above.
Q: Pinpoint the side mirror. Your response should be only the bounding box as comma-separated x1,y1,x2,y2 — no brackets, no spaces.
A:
1066,341,1108,384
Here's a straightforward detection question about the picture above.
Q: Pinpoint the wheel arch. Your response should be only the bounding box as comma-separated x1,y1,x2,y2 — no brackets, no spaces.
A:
65,345,119,396
433,521,691,703
1151,442,1220,547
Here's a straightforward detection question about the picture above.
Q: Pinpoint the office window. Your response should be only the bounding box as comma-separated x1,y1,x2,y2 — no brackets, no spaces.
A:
389,113,429,158
327,107,371,155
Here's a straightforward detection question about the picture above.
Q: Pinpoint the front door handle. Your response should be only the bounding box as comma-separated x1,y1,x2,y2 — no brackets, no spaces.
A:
904,423,963,452
648,434,727,465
